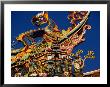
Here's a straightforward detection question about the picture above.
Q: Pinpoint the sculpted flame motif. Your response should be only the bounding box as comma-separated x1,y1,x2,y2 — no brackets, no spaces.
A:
11,11,98,77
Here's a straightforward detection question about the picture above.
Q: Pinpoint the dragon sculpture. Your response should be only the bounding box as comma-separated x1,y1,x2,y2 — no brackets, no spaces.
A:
11,11,98,77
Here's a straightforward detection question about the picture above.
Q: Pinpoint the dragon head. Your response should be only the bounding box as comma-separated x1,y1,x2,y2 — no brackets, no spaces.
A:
31,11,48,26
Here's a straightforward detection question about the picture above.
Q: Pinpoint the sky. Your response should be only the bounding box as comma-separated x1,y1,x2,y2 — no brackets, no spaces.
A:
11,11,100,73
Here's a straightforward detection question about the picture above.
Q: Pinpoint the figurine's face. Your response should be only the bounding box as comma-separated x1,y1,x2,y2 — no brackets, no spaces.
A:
31,12,48,26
